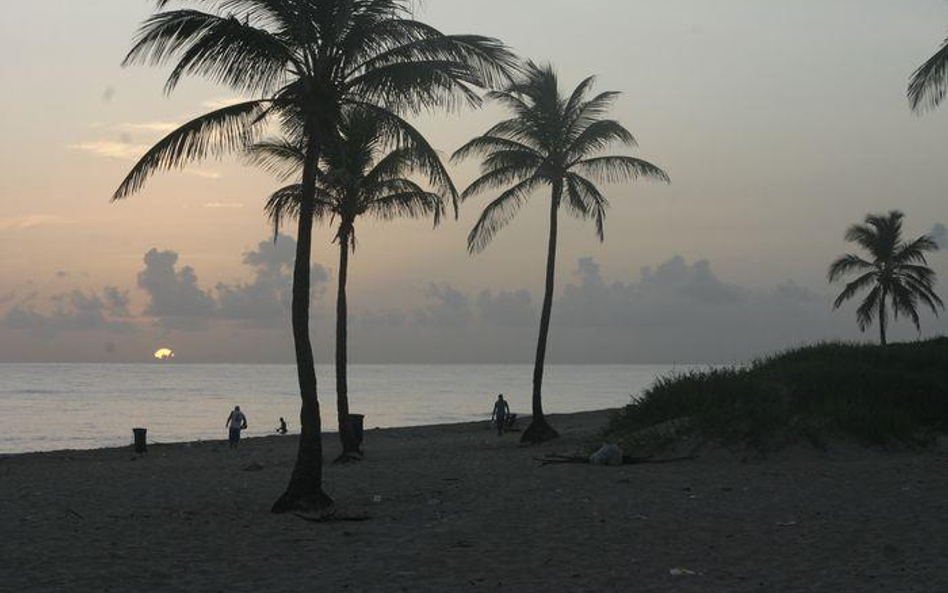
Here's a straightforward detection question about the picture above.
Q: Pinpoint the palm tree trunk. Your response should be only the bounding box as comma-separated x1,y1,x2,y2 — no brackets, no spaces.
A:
522,182,562,444
879,291,888,346
334,226,358,460
272,139,334,515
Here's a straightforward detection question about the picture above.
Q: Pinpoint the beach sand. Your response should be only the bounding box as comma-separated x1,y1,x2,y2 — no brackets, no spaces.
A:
3,409,947,592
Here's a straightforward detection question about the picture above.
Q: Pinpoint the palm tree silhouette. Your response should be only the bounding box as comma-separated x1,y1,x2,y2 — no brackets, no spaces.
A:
250,107,452,461
909,34,948,112
454,63,669,443
829,211,943,345
112,0,518,514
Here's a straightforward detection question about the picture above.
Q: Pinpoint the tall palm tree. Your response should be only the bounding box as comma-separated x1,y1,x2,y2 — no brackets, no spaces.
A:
908,35,948,112
113,0,518,515
453,63,669,443
829,210,943,346
250,107,450,461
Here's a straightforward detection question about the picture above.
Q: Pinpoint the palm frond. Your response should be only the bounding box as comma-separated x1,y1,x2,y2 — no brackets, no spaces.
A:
889,281,921,330
565,173,608,240
451,135,541,163
263,183,335,239
909,37,948,113
832,271,878,309
363,189,444,226
347,102,459,210
246,137,305,180
124,9,292,95
894,234,940,264
855,286,881,331
566,120,636,161
827,253,875,282
573,155,670,184
900,275,945,315
460,165,541,202
113,100,270,200
467,176,544,253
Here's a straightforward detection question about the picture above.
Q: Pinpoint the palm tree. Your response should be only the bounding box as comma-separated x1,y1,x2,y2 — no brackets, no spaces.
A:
908,34,948,112
829,210,943,346
112,0,518,515
250,107,451,461
453,63,670,443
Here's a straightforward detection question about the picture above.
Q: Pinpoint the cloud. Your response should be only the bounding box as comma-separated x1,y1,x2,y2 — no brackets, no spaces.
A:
476,289,535,327
217,236,328,327
205,201,243,209
343,255,895,363
138,249,217,329
118,121,180,134
201,97,248,110
2,288,134,335
0,215,67,231
136,237,329,330
102,286,131,317
185,171,223,180
931,223,947,249
414,284,473,327
69,141,150,160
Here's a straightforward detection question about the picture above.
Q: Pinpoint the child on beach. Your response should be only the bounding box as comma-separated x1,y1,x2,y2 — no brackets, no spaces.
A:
225,406,248,449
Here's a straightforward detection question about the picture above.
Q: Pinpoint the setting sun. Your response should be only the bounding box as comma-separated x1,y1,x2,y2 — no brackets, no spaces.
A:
153,348,174,361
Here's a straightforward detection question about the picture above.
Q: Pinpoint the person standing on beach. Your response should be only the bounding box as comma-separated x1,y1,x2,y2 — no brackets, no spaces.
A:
277,417,288,435
225,406,247,449
491,394,510,436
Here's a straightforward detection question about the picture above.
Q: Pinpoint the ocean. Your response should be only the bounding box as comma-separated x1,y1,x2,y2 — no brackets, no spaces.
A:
0,363,705,454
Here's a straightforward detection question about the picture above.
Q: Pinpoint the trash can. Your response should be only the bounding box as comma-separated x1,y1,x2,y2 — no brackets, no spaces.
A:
133,427,147,455
344,414,365,453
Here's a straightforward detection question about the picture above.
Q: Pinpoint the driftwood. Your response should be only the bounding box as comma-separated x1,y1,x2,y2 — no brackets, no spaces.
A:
293,512,371,523
535,454,695,467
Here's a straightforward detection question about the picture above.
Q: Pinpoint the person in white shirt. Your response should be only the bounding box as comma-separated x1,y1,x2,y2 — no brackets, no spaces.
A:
225,406,248,449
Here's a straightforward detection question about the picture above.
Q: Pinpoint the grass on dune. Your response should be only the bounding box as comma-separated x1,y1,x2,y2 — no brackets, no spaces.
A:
607,338,948,452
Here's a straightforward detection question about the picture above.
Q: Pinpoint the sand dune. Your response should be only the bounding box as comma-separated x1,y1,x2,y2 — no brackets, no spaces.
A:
2,410,947,592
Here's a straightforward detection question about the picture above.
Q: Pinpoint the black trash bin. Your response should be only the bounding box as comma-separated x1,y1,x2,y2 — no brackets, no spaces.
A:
133,427,147,455
345,414,365,453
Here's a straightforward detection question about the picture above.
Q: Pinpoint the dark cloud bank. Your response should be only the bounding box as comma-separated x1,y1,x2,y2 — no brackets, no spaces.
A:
2,238,945,363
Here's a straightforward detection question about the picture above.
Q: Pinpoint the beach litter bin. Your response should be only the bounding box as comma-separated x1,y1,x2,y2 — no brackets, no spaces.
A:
133,427,147,454
344,414,365,453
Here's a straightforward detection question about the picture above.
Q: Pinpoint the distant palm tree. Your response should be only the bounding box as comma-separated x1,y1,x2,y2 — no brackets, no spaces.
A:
113,0,518,514
829,211,943,345
250,107,451,461
454,63,669,443
909,34,948,112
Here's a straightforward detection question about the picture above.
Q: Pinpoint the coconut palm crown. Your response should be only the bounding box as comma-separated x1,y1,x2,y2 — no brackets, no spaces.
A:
453,62,669,443
113,0,519,515
828,210,943,345
250,107,448,460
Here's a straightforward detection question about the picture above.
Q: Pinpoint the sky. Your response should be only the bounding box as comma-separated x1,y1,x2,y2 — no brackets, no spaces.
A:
1,0,947,363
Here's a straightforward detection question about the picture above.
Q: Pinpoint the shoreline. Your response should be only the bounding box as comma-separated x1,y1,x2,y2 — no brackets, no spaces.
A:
0,409,613,459
3,409,947,592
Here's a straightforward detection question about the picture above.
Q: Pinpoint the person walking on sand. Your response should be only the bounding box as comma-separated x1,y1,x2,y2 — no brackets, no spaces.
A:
491,394,510,436
225,405,247,449
277,417,288,435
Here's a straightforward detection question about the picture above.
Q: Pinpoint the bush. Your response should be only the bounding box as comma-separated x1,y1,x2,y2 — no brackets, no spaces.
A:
607,338,948,451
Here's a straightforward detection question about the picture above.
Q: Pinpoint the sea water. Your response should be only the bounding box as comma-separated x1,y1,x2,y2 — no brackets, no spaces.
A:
0,363,706,453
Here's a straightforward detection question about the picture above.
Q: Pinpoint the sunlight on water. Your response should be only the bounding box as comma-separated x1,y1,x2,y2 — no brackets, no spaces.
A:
0,363,708,453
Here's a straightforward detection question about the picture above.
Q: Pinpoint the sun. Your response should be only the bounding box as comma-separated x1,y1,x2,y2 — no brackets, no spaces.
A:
153,348,175,361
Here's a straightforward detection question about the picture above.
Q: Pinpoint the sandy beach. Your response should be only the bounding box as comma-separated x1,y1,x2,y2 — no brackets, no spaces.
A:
2,409,947,592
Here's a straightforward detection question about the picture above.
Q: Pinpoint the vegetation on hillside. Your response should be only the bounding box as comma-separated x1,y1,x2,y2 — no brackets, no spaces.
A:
608,338,948,452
